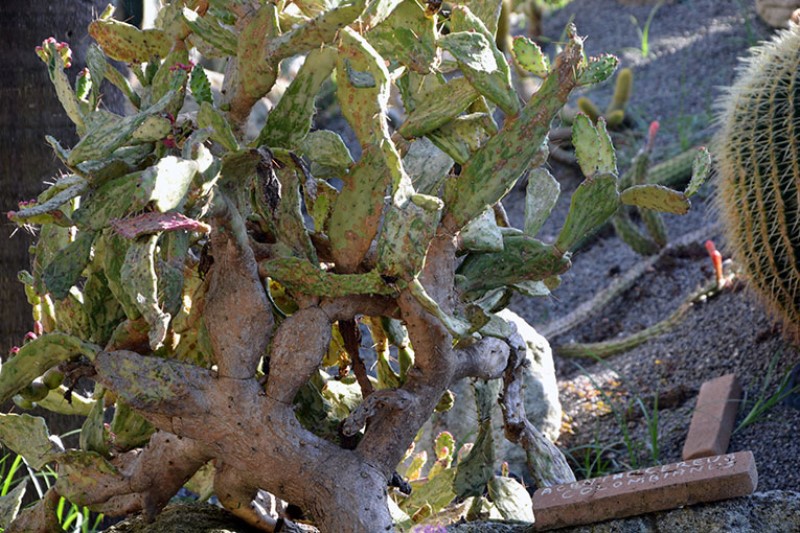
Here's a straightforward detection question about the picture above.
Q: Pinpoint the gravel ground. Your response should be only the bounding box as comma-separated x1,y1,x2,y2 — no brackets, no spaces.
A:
505,0,800,492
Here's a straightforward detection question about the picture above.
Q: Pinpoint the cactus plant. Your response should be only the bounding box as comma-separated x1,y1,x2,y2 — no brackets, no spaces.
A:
1,3,700,531
715,22,800,339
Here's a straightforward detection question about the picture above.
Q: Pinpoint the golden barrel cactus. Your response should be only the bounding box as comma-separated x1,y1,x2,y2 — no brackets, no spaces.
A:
715,23,800,337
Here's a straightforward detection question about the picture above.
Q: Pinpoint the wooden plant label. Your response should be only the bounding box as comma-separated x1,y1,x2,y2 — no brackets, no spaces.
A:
532,451,757,531
682,373,742,460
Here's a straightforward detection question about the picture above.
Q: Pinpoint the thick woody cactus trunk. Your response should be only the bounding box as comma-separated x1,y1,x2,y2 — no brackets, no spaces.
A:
0,2,704,531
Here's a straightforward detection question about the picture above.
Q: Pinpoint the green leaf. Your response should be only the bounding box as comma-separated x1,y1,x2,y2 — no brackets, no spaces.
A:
621,184,690,214
0,414,63,470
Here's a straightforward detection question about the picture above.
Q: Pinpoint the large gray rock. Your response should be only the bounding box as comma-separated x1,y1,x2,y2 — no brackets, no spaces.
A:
416,310,562,477
448,490,800,532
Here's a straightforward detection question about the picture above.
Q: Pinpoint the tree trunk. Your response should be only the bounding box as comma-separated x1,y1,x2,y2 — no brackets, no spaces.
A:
0,0,124,432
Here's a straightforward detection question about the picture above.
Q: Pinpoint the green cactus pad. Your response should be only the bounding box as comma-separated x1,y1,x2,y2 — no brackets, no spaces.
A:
400,467,456,515
72,172,144,232
55,450,125,507
256,47,337,148
89,19,172,63
398,77,479,139
0,414,63,470
460,209,504,253
408,278,475,340
0,333,99,404
445,34,584,228
182,7,238,56
439,31,519,116
10,179,87,225
120,234,171,350
402,138,454,196
620,184,690,214
376,195,443,280
685,146,711,198
271,160,318,262
457,234,571,300
366,0,436,74
236,3,280,100
556,173,620,253
42,231,94,301
41,41,85,133
487,476,534,522
138,156,199,212
524,167,560,237
110,400,155,451
148,47,189,116
336,27,391,145
259,258,396,297
328,146,391,272
80,399,109,456
512,36,549,77
67,91,175,166
458,0,503,34
572,113,616,178
131,115,172,142
612,210,660,255
427,112,494,165
454,381,495,498
300,130,354,170
197,102,239,152
577,54,619,87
